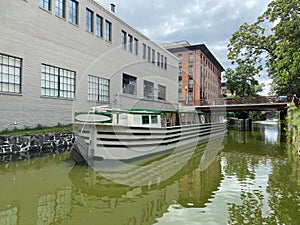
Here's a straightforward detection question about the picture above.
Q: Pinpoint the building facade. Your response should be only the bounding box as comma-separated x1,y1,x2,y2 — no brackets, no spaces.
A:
166,42,224,106
221,82,234,96
0,0,178,130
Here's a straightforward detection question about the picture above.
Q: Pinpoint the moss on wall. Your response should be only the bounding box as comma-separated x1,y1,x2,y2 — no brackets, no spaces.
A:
288,104,300,156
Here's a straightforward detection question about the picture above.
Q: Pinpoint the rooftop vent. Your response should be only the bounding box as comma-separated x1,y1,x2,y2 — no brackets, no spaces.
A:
110,3,116,13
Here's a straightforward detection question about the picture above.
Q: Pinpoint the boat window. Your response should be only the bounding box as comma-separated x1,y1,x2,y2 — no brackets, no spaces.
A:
151,115,158,124
142,115,149,124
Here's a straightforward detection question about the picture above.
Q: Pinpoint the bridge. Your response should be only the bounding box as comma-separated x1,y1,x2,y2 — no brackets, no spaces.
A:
191,95,298,112
190,95,300,131
195,102,288,112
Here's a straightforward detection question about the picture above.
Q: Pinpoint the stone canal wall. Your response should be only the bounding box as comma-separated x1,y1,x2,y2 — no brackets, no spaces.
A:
0,133,75,155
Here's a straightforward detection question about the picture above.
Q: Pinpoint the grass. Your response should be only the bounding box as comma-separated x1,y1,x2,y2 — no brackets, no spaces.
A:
0,124,73,136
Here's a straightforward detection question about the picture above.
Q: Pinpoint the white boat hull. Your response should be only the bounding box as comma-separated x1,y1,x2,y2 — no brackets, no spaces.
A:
72,122,227,162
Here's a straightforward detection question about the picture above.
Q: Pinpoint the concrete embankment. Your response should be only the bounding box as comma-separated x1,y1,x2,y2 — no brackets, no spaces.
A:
0,132,75,155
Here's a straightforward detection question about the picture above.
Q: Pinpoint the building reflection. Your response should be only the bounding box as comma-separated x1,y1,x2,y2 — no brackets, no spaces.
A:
68,140,224,225
179,158,222,207
0,152,72,225
0,206,18,225
37,187,72,225
0,139,224,225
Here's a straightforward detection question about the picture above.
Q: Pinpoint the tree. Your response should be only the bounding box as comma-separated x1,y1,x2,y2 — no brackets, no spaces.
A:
228,0,300,96
224,64,264,97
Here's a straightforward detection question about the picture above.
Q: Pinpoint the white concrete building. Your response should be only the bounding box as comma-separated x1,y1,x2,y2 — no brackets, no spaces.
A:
0,0,178,130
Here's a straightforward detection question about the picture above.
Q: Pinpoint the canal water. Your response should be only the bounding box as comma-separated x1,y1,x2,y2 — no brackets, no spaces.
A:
0,123,299,225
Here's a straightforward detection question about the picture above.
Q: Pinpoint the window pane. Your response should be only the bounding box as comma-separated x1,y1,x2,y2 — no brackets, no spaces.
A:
144,80,154,98
88,75,110,102
96,15,103,37
105,20,112,41
158,85,166,100
56,0,65,18
86,8,93,33
40,63,75,99
0,53,22,94
40,0,51,11
69,0,78,24
122,74,136,95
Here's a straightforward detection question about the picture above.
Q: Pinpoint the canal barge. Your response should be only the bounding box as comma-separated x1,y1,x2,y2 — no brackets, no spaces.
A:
71,106,226,163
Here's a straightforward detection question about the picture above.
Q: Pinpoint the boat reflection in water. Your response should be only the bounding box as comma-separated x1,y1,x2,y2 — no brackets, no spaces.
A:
68,137,224,225
0,136,224,225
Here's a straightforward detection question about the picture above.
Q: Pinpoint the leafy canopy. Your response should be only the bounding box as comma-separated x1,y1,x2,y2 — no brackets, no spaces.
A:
227,0,300,96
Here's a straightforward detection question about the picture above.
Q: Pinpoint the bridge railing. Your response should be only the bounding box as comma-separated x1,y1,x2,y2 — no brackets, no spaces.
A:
179,95,299,107
224,96,278,105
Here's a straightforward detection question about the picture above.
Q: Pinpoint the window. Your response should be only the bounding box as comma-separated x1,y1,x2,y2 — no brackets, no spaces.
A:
144,80,154,98
188,78,193,89
128,34,133,52
0,53,22,94
56,0,65,18
105,20,112,41
157,52,160,66
88,75,109,102
142,43,146,59
134,38,139,55
158,84,166,100
164,57,167,70
151,115,158,124
121,30,127,49
178,54,182,64
96,15,103,37
178,67,182,78
152,49,155,64
189,53,194,63
86,8,94,33
69,0,78,25
41,64,75,99
147,46,151,62
178,92,182,101
161,54,164,68
188,66,193,76
142,115,149,125
188,91,193,101
123,73,136,95
40,0,51,11
178,79,182,90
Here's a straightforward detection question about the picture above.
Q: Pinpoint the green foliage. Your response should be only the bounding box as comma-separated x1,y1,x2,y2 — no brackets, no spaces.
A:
227,0,300,96
0,124,73,136
289,103,300,129
227,112,235,117
224,66,265,97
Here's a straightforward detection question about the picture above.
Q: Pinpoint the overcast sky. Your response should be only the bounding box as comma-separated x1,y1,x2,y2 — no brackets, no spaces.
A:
98,0,273,93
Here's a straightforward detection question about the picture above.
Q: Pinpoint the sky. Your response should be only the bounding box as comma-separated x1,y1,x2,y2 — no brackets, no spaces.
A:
97,0,273,94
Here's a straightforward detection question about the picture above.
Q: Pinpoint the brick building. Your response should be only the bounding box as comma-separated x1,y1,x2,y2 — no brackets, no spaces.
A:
166,41,224,106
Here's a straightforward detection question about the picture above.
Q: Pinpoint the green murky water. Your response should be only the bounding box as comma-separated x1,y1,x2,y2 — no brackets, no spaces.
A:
0,123,299,225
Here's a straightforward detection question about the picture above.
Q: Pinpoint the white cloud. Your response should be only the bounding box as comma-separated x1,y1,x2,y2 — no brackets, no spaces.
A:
97,0,273,88
163,15,186,36
246,0,255,8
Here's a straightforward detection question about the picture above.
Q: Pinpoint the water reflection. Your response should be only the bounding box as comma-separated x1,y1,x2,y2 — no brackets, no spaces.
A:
253,121,280,144
222,124,300,225
0,124,299,225
0,152,72,225
68,140,223,225
0,139,224,225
